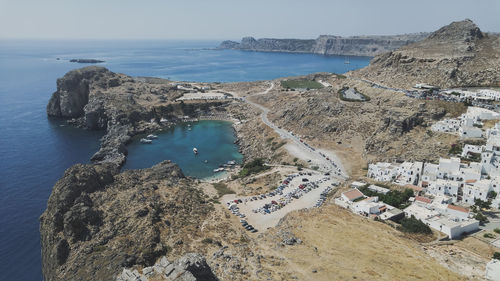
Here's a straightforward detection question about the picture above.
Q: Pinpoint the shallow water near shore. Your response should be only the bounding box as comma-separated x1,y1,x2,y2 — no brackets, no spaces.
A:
123,121,243,178
0,39,369,281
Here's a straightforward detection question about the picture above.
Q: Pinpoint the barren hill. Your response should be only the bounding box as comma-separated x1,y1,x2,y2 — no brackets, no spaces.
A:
352,19,500,89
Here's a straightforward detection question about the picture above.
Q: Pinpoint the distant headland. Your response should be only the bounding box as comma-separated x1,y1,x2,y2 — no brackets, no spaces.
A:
217,33,429,57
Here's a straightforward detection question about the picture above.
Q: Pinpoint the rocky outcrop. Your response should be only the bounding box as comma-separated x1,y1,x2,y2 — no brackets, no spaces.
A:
40,161,215,281
218,34,428,56
117,254,218,281
46,67,232,166
353,19,500,88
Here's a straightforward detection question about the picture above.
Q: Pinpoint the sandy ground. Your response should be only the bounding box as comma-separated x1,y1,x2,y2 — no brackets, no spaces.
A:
222,171,338,230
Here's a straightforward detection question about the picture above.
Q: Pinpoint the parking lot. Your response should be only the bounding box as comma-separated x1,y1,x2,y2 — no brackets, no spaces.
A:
222,170,338,231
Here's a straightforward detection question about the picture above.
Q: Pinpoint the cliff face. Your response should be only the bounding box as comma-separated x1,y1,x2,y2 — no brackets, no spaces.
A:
311,34,428,56
218,33,428,56
40,161,215,281
353,19,500,88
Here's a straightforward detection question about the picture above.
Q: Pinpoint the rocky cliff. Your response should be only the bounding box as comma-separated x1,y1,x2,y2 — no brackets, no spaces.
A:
218,33,428,56
352,19,500,88
40,161,216,281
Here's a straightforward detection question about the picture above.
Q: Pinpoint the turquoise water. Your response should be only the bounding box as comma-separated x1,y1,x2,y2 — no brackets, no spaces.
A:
0,39,370,281
123,121,243,178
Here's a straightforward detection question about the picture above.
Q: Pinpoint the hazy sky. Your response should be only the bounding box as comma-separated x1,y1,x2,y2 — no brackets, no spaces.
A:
1,0,499,40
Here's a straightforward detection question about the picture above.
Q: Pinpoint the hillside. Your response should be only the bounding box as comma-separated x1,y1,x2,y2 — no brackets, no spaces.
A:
352,19,500,89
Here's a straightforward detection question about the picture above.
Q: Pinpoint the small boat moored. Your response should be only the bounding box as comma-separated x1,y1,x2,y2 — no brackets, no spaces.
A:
147,134,158,139
140,138,152,144
193,147,198,154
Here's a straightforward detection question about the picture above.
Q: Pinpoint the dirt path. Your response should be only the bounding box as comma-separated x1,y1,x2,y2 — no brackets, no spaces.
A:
241,83,348,180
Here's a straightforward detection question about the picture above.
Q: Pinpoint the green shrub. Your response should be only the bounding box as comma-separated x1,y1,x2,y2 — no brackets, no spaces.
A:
358,186,413,209
448,144,462,155
494,252,500,260
239,158,269,177
483,233,495,239
202,238,213,244
494,228,500,234
281,80,323,90
398,215,432,234
212,183,234,197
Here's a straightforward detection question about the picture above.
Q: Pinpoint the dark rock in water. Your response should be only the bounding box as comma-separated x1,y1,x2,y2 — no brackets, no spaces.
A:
70,59,105,63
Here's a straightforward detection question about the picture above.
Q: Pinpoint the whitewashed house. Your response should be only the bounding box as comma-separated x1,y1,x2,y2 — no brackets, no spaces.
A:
437,157,462,181
461,144,483,158
422,163,439,183
367,162,399,182
426,179,460,202
463,179,492,204
395,162,423,186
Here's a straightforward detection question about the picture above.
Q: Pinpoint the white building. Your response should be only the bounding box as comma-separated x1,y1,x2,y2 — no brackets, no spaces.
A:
404,202,479,239
459,125,482,138
340,188,364,202
353,196,385,215
367,184,390,195
486,259,500,281
461,144,483,158
463,179,492,204
367,162,399,182
426,179,460,202
367,161,422,185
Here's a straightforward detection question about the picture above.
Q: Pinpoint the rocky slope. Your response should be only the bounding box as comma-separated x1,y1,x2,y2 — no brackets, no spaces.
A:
352,19,500,88
254,73,465,177
218,33,428,56
40,161,216,281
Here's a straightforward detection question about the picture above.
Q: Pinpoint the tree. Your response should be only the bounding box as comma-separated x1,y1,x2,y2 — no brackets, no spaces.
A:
398,215,432,234
474,198,492,210
488,190,498,199
493,252,500,260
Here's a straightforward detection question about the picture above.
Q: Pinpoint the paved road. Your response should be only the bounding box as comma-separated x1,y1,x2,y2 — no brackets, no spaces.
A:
242,83,348,180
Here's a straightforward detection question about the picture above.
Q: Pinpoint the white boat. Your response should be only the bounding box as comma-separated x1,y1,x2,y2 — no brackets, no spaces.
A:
140,138,152,144
213,167,225,173
193,148,198,154
147,134,158,139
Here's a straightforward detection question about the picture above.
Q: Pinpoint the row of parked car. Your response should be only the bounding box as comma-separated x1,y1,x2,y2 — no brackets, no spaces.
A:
252,176,332,215
315,186,333,207
240,219,258,233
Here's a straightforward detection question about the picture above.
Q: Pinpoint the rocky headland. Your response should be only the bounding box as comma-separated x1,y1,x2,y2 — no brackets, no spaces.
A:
352,19,500,88
218,33,429,57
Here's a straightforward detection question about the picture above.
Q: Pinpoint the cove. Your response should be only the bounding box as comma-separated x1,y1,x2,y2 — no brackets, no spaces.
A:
122,120,243,178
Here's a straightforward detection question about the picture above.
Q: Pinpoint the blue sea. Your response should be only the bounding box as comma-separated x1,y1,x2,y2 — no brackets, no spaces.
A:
0,40,370,281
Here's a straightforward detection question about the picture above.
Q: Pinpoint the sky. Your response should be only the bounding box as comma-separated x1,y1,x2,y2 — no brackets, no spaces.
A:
0,0,499,40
